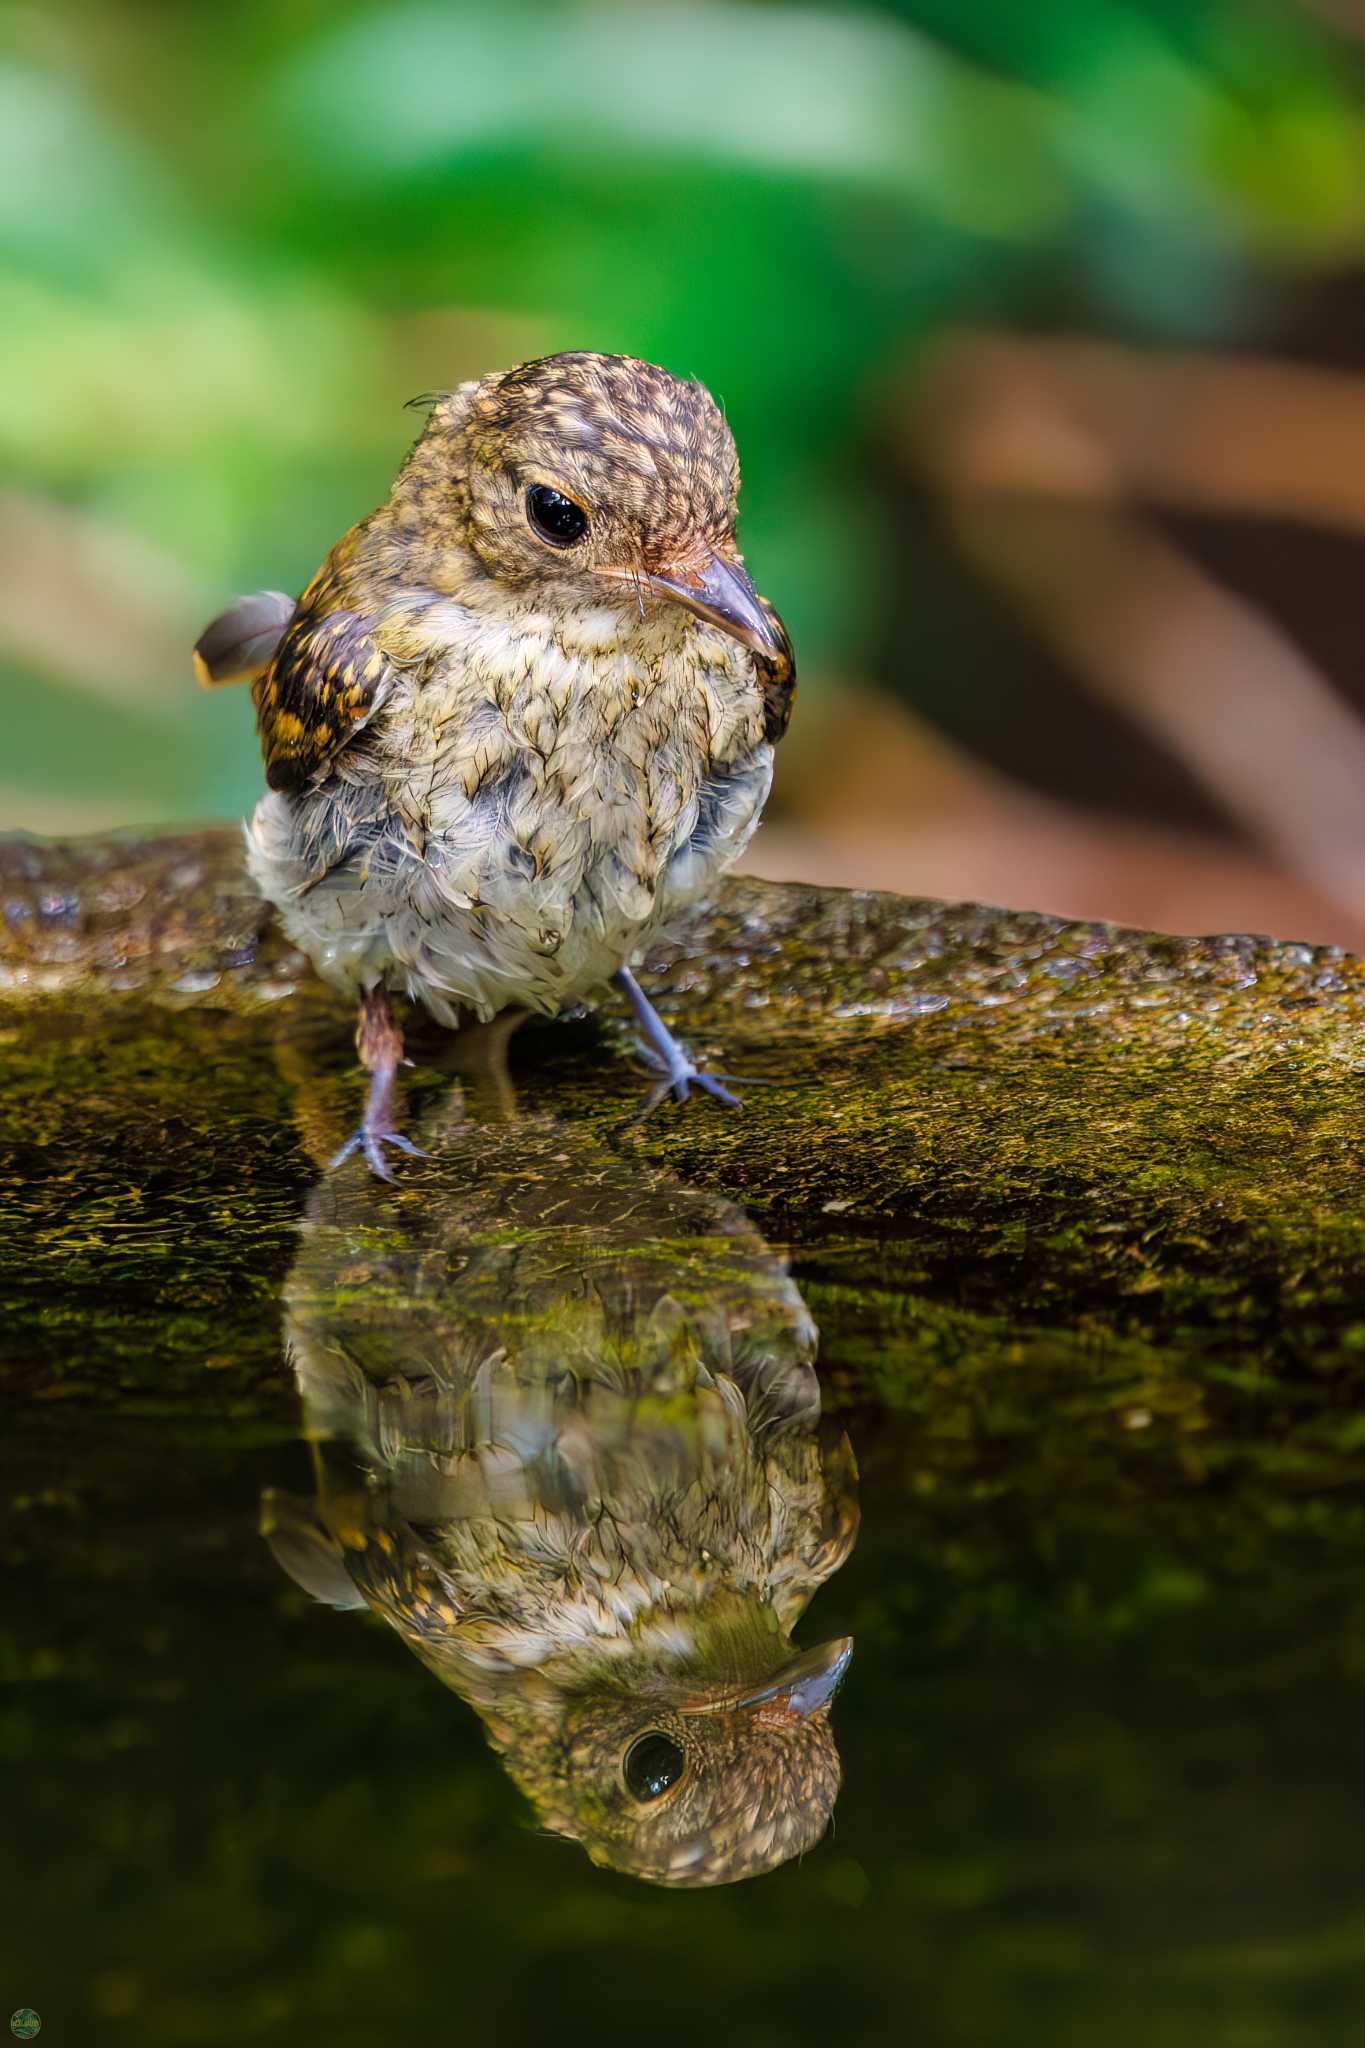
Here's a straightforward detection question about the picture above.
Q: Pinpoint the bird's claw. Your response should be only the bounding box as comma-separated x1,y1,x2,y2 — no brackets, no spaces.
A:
614,966,781,1124
329,1123,429,1182
629,1036,750,1113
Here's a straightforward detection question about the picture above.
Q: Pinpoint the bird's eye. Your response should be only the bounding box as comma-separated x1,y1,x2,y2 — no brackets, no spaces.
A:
623,1732,686,1802
526,484,589,547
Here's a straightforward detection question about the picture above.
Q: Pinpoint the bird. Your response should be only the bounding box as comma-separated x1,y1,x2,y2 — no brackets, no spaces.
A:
262,1080,858,1886
195,351,795,1174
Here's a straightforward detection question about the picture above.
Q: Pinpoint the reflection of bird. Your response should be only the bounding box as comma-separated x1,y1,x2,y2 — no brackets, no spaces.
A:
263,1093,857,1886
195,352,794,1173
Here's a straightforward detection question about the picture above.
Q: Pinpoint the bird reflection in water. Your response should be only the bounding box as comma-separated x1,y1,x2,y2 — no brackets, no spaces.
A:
263,1060,858,1886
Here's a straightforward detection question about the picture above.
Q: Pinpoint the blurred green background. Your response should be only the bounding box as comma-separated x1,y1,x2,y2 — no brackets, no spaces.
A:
9,0,1365,938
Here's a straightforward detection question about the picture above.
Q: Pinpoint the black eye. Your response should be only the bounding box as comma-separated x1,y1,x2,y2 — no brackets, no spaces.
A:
526,484,589,547
623,1732,685,1802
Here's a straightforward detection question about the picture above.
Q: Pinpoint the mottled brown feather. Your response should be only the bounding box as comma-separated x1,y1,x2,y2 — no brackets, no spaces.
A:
752,597,797,745
252,576,395,794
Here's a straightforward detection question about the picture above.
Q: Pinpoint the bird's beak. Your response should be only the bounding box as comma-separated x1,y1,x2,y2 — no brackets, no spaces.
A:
644,553,792,670
682,1637,854,1722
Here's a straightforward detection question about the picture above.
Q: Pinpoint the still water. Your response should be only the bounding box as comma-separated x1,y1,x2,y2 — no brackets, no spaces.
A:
5,997,1365,2047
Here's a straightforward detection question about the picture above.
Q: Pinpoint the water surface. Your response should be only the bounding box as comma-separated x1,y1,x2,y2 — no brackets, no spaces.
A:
5,961,1365,2048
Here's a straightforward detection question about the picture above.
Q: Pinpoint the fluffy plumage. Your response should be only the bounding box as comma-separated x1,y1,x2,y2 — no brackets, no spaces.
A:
202,352,793,1032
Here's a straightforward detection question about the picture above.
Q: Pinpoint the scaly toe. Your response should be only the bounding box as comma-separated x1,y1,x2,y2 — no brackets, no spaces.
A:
363,1134,397,1183
630,1034,671,1078
329,1125,429,1180
624,1053,745,1118
618,988,761,1119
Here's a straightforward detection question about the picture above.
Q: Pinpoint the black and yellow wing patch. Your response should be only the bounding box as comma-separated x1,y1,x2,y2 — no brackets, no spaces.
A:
754,596,797,744
252,605,395,794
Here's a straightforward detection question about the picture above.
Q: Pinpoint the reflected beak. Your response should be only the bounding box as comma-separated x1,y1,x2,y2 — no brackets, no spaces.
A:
682,1637,854,1722
644,553,793,672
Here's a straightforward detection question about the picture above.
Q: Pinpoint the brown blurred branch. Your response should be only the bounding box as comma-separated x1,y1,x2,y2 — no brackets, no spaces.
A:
916,334,1365,530
1298,0,1365,44
910,330,1365,921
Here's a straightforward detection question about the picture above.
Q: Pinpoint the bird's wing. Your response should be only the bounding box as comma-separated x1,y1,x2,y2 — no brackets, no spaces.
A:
192,589,297,686
251,589,398,794
753,595,796,743
259,1487,368,1610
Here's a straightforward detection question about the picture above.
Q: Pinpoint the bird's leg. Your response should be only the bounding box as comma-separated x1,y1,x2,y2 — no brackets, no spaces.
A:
613,965,769,1115
330,986,428,1180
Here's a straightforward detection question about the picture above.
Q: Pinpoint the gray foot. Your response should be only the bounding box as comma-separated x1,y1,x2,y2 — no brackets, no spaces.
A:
613,966,770,1118
631,1033,744,1113
329,1117,428,1183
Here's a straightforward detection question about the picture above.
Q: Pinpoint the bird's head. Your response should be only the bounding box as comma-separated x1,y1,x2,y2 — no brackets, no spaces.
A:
489,1627,853,1888
388,350,791,670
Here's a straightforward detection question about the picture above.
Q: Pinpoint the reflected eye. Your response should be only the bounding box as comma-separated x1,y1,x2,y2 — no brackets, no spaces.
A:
623,1732,685,1802
526,484,589,547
